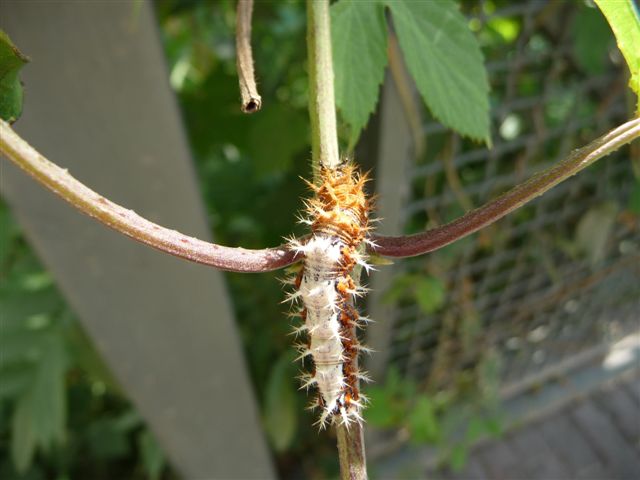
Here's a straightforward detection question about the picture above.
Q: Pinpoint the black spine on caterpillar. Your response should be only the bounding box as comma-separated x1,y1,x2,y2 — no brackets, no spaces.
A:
287,163,372,428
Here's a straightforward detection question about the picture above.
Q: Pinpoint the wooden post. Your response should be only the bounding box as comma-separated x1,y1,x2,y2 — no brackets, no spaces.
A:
0,2,275,478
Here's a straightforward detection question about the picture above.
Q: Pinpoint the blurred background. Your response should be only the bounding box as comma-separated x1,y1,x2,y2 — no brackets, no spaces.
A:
0,1,638,479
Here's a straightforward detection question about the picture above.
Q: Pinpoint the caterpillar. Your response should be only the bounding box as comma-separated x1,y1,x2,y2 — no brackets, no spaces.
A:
287,162,373,428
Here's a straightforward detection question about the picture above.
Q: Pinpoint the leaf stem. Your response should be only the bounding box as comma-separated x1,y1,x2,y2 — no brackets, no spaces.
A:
0,120,297,273
236,0,262,113
370,118,640,257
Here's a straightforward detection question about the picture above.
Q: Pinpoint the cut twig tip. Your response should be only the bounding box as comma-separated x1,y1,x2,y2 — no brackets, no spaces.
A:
241,96,262,114
236,0,262,114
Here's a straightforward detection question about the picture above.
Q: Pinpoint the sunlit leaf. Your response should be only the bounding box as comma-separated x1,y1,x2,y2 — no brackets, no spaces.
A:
332,0,388,148
594,0,640,109
386,0,490,144
487,17,520,43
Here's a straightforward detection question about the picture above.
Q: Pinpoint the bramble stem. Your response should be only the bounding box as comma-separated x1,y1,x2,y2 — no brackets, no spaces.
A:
337,423,368,480
306,1,368,478
0,120,296,273
371,117,640,258
307,0,340,177
236,0,262,113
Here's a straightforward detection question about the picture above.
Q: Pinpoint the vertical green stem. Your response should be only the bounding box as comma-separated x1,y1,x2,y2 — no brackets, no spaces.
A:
306,1,368,479
307,0,340,180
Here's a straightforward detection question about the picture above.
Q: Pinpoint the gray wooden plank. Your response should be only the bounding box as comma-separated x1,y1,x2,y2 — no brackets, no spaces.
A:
0,2,275,479
365,71,414,381
431,468,454,480
476,438,525,480
624,376,640,405
510,423,572,479
575,463,614,480
594,383,640,447
539,413,603,477
571,399,640,479
449,457,489,480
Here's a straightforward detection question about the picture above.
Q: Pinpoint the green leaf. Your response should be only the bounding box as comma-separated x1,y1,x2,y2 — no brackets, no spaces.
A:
629,180,640,214
450,443,468,471
364,386,397,428
465,417,486,443
137,429,166,480
594,0,640,109
0,30,29,123
10,331,67,472
572,5,613,75
414,276,446,314
112,409,143,433
385,0,490,143
66,324,124,395
0,287,61,332
10,394,37,473
86,419,130,461
332,0,388,148
27,333,67,445
262,352,298,452
0,363,33,400
382,274,419,304
0,205,18,266
484,415,503,437
408,396,440,444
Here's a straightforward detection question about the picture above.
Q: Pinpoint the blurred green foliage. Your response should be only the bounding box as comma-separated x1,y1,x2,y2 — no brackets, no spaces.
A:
0,200,172,480
0,0,637,478
365,361,502,470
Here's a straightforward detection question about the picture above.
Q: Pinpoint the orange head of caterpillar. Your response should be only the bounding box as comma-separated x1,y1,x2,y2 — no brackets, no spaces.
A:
306,164,371,246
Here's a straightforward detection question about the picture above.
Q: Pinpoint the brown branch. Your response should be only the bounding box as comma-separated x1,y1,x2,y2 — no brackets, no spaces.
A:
236,0,262,113
0,120,297,273
371,117,640,258
336,422,368,480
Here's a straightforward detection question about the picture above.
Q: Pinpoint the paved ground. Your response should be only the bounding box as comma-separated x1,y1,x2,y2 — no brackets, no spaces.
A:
435,373,640,480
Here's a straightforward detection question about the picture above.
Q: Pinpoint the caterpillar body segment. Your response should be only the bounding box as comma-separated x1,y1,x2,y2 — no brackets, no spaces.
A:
288,163,373,428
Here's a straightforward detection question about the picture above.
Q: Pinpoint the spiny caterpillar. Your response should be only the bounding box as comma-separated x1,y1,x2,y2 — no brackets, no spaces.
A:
287,162,373,428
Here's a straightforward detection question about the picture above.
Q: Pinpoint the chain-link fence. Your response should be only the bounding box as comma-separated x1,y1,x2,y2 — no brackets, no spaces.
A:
371,0,639,398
